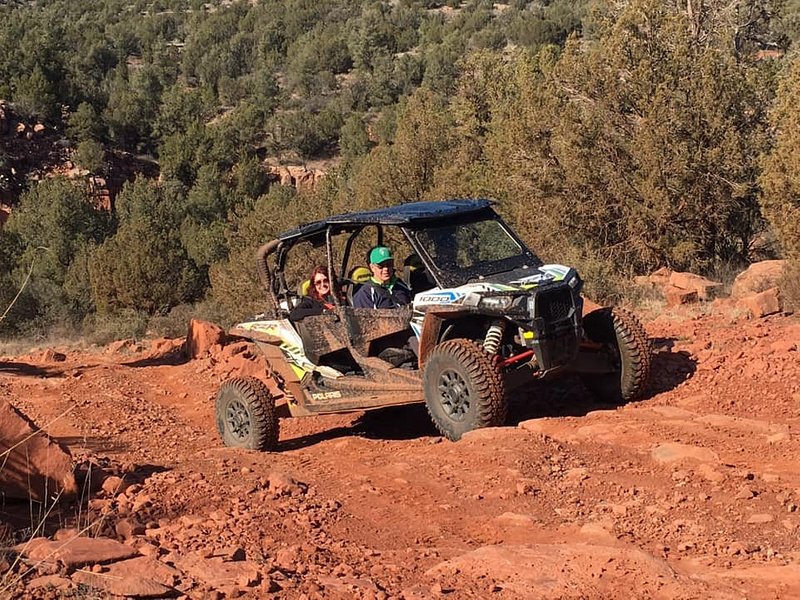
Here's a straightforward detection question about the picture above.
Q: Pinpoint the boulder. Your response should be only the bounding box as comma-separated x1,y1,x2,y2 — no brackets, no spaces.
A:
71,556,178,597
173,554,261,589
0,399,76,501
215,342,268,379
15,536,138,568
731,260,786,299
146,338,184,360
185,319,226,359
425,543,715,598
636,268,721,303
106,339,136,354
668,271,723,300
737,287,782,318
40,348,67,362
663,285,699,307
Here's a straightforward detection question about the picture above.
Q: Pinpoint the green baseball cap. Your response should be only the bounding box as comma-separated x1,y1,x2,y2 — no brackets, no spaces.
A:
369,246,393,264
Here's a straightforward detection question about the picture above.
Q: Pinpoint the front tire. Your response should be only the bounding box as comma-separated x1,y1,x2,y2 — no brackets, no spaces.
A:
581,307,651,403
423,339,507,441
216,377,279,450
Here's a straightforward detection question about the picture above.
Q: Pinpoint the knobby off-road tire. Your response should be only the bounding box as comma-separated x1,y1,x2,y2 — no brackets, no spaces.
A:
215,377,279,451
423,339,507,441
581,307,651,404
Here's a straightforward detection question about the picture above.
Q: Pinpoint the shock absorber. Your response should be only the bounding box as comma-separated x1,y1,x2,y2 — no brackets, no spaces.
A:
483,320,505,356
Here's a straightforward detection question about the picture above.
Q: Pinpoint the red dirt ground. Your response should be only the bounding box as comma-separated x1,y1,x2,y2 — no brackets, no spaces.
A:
1,307,799,599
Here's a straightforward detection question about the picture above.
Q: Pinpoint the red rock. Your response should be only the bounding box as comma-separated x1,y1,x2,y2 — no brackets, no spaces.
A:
581,297,603,316
737,287,781,318
115,518,146,540
0,398,76,501
746,513,774,524
268,471,304,496
218,352,268,380
664,285,699,306
185,319,226,359
53,528,80,541
425,543,696,598
101,475,128,495
668,271,723,300
731,260,786,299
107,339,136,354
72,568,174,598
147,338,183,359
770,339,797,353
28,574,73,591
174,554,261,589
275,545,301,570
650,443,719,464
651,266,673,283
41,348,67,362
15,536,139,567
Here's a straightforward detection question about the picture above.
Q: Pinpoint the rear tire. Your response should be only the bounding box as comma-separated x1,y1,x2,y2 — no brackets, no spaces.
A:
581,307,651,403
423,339,507,441
215,377,279,450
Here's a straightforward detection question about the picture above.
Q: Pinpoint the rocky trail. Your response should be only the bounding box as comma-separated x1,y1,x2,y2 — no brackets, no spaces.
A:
1,307,799,599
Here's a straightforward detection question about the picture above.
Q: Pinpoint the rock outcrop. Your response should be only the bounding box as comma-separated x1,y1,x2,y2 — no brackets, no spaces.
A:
266,165,326,191
185,319,226,359
635,267,722,307
636,261,786,317
730,260,786,299
0,399,76,502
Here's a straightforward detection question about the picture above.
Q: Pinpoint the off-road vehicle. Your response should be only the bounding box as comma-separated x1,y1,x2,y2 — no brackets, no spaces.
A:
215,199,651,449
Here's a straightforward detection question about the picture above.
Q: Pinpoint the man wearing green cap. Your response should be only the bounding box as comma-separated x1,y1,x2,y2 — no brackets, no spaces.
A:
352,245,412,309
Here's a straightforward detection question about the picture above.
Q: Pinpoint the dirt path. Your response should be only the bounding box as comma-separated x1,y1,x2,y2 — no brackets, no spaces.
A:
1,310,799,598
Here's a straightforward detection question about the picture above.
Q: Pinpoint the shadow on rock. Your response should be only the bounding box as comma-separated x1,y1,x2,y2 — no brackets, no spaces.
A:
647,337,696,396
506,377,600,425
355,403,438,440
0,361,63,378
279,426,357,451
279,404,438,450
1,462,170,540
122,348,188,368
55,435,130,454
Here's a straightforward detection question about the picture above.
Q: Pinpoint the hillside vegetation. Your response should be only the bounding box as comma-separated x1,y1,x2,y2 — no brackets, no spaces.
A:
0,0,799,339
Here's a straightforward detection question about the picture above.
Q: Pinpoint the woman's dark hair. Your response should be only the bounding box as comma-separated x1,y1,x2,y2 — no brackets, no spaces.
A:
308,265,338,302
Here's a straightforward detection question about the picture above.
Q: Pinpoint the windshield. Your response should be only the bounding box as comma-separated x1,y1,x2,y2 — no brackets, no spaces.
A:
412,217,538,280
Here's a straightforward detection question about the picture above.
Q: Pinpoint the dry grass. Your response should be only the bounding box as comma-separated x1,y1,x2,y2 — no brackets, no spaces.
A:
779,260,800,313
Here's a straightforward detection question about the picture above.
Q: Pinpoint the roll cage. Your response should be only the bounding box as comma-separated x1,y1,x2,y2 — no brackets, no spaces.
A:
255,199,541,316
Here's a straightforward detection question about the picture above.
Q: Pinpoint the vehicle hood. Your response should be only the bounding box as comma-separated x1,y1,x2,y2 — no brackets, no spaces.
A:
413,264,575,308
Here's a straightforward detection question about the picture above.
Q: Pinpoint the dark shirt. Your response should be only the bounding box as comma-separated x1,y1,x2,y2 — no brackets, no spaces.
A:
289,295,335,321
352,277,412,309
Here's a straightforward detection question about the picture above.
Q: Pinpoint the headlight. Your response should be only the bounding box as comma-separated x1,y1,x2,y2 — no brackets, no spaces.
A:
479,296,514,310
567,273,583,291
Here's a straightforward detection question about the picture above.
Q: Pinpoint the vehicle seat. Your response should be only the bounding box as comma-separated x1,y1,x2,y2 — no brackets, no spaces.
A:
346,266,371,305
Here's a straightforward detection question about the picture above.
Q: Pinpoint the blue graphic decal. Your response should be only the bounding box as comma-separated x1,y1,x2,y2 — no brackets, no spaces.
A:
416,291,465,304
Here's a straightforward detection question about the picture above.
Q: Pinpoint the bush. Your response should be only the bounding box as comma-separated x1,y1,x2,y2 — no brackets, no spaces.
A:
84,309,150,345
780,260,800,313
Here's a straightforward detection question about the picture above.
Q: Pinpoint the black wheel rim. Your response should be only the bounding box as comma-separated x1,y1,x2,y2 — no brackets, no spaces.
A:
226,399,251,440
438,369,470,421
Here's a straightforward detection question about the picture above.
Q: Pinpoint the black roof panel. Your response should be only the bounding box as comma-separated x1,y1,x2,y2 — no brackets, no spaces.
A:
278,199,493,242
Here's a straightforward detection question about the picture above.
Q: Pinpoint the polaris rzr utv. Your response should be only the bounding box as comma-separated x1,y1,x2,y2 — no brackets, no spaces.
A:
216,199,651,450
